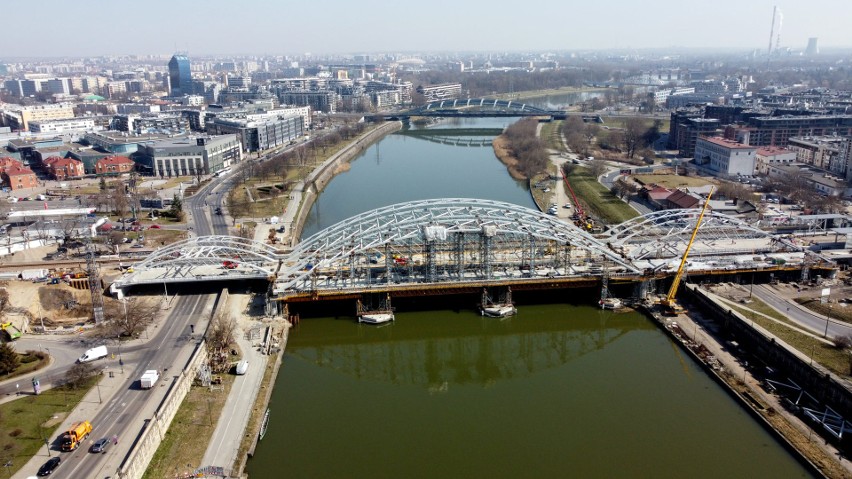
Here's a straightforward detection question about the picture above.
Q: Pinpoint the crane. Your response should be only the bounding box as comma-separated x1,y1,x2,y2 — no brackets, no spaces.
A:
661,187,714,316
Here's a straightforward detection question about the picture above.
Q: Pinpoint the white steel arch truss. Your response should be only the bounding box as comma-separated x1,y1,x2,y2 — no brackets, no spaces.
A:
605,209,800,261
276,198,640,293
120,236,282,285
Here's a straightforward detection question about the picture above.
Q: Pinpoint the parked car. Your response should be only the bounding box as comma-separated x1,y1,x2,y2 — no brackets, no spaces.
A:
131,244,144,248
148,224,161,229
37,456,61,476
91,437,110,453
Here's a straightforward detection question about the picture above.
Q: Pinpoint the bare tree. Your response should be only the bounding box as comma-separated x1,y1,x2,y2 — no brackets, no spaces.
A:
588,159,608,179
101,297,159,337
64,362,96,389
622,118,647,159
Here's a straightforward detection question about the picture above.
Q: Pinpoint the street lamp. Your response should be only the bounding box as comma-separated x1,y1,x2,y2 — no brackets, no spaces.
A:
117,336,123,373
824,304,832,338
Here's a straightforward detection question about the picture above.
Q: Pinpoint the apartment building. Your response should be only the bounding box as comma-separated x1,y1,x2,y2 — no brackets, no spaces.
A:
693,136,757,177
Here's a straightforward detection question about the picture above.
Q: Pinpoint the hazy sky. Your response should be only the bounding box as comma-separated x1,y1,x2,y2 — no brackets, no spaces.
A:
5,0,851,57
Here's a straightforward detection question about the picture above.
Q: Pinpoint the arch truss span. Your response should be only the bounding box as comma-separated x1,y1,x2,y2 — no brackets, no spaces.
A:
117,235,282,287
605,209,799,261
407,98,551,116
276,198,640,294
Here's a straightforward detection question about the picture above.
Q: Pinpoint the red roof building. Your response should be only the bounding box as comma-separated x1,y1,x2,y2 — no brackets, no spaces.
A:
2,164,38,191
95,156,135,176
665,190,701,209
0,157,23,176
44,156,85,180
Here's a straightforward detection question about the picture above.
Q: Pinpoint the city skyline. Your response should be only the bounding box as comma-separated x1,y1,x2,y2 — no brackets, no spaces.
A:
3,0,852,58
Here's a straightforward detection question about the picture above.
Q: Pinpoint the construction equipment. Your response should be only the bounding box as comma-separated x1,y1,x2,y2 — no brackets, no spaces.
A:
0,321,22,340
660,188,714,316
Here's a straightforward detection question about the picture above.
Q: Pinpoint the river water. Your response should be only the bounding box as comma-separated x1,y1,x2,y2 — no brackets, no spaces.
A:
247,119,812,478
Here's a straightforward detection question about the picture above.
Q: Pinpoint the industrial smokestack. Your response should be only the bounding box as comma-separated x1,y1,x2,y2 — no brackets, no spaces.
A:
806,37,820,55
768,6,777,57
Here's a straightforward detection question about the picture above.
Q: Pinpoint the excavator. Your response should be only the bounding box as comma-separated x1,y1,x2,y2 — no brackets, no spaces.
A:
660,187,714,316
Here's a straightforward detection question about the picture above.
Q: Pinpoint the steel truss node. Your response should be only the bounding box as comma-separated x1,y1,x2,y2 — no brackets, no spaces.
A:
276,198,640,293
605,209,799,261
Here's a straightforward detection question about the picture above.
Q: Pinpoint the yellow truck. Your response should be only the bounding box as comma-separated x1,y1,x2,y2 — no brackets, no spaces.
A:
61,420,92,451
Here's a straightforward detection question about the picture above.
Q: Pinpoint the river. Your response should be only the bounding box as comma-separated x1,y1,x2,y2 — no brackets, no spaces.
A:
246,118,812,478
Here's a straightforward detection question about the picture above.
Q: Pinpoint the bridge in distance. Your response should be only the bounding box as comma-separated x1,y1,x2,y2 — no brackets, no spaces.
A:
113,199,835,311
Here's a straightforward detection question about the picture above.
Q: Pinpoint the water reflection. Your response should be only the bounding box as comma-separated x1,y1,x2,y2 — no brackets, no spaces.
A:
288,307,644,389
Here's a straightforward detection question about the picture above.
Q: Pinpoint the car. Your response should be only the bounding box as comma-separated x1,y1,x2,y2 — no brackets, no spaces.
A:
148,224,161,229
131,244,144,248
91,437,110,453
563,203,572,209
123,237,132,243
37,457,61,476
138,235,145,241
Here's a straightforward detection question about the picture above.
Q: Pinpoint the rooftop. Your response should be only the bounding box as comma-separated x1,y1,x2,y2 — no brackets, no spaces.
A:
698,136,756,150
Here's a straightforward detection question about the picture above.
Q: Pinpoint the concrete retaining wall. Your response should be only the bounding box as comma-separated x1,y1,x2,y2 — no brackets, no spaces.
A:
684,284,852,417
290,121,402,243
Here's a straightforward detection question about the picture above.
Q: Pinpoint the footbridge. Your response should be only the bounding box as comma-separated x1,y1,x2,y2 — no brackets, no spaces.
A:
113,199,835,303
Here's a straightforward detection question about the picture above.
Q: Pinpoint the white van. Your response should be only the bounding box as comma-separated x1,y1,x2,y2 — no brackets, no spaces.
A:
77,345,108,363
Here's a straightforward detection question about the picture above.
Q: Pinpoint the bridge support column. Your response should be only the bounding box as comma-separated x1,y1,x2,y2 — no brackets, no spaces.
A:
634,280,652,300
454,233,465,280
426,240,436,283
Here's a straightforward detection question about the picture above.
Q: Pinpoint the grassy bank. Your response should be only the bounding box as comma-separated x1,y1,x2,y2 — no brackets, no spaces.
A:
142,375,235,479
540,121,565,152
564,166,638,224
0,375,99,479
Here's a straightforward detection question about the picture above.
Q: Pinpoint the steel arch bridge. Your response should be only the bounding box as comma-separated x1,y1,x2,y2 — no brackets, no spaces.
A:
604,209,799,261
407,98,551,116
114,236,282,288
274,198,640,295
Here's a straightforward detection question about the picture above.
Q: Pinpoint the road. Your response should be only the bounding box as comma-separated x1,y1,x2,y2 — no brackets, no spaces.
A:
750,284,852,339
46,292,217,479
0,337,87,401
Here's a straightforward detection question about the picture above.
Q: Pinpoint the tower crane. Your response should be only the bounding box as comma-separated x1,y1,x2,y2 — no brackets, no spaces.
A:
661,187,713,316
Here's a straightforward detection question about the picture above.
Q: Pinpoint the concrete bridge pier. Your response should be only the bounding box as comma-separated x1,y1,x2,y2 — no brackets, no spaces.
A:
634,279,653,300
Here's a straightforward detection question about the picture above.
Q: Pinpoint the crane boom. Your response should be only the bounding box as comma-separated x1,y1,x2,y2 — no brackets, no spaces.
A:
664,188,714,308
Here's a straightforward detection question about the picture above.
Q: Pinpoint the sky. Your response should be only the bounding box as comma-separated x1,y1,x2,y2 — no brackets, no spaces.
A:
5,0,851,57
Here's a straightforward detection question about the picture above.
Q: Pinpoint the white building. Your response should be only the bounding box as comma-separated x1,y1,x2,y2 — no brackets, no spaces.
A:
693,136,757,177
29,118,96,133
755,147,797,175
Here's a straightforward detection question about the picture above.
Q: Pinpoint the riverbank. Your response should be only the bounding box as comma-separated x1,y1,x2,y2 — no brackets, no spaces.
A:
287,121,403,243
491,135,527,181
653,286,852,478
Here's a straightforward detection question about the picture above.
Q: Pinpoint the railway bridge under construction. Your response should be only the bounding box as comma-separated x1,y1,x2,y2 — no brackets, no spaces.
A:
112,198,835,310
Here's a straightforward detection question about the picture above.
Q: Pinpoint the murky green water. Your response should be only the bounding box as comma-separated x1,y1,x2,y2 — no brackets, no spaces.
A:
248,306,810,478
247,119,812,478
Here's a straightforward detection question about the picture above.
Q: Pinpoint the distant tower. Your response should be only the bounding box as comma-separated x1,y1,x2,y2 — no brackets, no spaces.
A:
168,54,191,97
767,6,783,57
806,37,820,55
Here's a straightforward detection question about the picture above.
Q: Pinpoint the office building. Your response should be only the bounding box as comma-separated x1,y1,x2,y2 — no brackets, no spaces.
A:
139,135,241,177
168,54,192,97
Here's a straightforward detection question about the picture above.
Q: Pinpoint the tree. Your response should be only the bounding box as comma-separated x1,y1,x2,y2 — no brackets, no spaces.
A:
64,362,95,389
99,177,107,192
622,118,647,159
168,193,185,221
588,159,608,179
0,342,20,374
101,298,159,338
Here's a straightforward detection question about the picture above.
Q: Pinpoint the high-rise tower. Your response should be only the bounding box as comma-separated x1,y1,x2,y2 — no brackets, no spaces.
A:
168,54,191,97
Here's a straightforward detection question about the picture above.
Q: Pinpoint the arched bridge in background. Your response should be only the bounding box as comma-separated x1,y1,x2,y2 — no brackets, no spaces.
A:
371,98,568,121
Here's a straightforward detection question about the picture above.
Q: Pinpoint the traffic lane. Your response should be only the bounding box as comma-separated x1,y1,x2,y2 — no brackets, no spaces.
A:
55,293,215,479
0,338,92,397
752,284,852,338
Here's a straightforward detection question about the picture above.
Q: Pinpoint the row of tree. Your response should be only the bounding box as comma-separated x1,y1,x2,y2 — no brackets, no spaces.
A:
502,119,550,178
561,116,662,161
